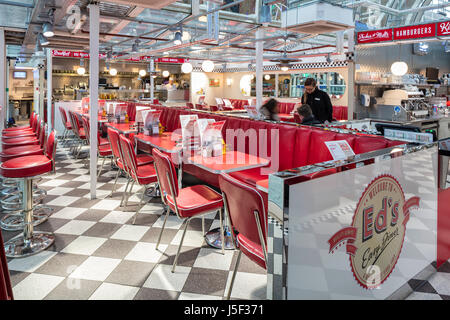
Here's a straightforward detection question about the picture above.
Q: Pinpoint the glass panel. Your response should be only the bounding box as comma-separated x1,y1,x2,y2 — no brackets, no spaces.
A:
278,74,291,98
290,72,346,100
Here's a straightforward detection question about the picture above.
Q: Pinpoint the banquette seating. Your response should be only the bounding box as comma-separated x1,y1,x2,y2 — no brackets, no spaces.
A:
129,104,404,192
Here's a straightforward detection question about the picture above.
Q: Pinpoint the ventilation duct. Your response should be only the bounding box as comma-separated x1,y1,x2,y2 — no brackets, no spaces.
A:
102,0,179,9
282,2,353,34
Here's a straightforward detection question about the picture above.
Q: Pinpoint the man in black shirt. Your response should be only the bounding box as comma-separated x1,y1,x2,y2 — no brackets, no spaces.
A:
301,78,333,123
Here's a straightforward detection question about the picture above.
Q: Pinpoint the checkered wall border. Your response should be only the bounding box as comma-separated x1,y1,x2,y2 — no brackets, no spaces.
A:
192,61,349,73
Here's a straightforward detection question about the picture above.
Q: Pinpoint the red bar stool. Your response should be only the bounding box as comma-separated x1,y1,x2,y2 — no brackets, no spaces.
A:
0,130,57,258
1,115,42,149
0,125,51,230
218,173,268,300
2,112,36,133
118,135,158,224
1,121,48,213
152,148,225,272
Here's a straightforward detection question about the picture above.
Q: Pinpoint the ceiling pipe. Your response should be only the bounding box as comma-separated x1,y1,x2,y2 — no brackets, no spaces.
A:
0,0,34,8
347,1,450,15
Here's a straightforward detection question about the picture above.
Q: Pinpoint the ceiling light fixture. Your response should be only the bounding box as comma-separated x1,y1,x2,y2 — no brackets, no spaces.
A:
109,68,118,76
390,61,408,76
202,60,214,73
162,70,170,77
181,62,193,74
42,22,54,38
77,67,86,75
139,69,147,77
38,33,49,46
174,31,182,46
264,74,271,80
198,16,207,22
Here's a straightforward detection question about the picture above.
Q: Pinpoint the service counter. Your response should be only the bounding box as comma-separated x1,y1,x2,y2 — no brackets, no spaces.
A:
266,139,450,299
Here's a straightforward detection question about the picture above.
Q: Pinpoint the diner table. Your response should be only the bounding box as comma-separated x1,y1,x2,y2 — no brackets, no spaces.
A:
256,178,269,194
104,121,137,135
187,151,270,250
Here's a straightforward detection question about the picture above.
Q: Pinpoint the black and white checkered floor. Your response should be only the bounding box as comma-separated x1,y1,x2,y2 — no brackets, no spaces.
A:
1,143,450,300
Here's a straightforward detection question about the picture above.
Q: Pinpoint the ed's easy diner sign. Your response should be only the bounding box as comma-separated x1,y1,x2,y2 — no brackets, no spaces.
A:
328,175,420,289
357,20,450,44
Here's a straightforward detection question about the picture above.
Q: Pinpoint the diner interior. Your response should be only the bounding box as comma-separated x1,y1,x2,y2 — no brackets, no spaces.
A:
0,0,450,301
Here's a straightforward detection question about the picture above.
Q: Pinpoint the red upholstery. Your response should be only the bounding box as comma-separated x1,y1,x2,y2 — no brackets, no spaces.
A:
0,155,52,178
352,136,388,154
0,145,43,162
119,135,157,186
137,154,154,166
98,144,112,157
2,113,36,133
219,173,267,269
166,185,223,218
333,106,348,121
0,230,13,300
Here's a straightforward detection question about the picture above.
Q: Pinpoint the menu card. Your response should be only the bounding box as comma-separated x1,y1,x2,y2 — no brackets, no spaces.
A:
325,140,355,161
142,110,162,135
223,99,232,107
201,121,226,158
245,105,260,119
180,114,199,150
135,106,153,123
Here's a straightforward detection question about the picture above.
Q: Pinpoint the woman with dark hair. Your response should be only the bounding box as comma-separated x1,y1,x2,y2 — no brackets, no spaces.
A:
259,98,280,121
301,78,333,123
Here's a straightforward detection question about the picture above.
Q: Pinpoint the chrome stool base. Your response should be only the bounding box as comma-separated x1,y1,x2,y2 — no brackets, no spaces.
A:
1,188,46,211
0,205,53,231
205,227,235,250
4,232,55,258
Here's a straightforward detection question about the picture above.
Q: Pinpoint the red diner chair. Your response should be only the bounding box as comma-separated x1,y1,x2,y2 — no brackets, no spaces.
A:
0,129,57,258
58,106,73,146
107,128,153,198
68,111,87,158
118,134,158,224
81,116,113,177
186,102,194,109
152,148,225,272
209,105,219,112
218,173,267,300
0,230,13,300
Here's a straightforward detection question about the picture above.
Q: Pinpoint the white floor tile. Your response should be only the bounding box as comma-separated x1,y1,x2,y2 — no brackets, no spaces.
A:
8,251,58,272
110,225,149,241
13,273,65,300
72,175,92,182
46,195,79,207
171,230,206,247
178,292,222,300
152,214,184,230
428,272,450,296
124,242,167,263
69,256,121,281
143,264,190,291
89,283,139,300
51,207,87,220
406,292,442,300
78,182,105,190
224,272,267,300
91,199,121,211
100,211,135,224
46,187,74,196
193,248,234,270
61,236,107,255
68,169,90,175
39,179,68,187
54,220,96,235
82,189,111,199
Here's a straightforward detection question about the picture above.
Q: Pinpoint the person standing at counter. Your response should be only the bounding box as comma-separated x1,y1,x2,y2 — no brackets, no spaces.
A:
259,98,280,121
301,78,333,123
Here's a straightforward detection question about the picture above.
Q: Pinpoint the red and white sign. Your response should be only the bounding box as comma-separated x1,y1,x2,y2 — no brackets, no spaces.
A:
328,175,421,289
438,20,450,36
357,29,392,44
393,23,435,40
154,57,189,64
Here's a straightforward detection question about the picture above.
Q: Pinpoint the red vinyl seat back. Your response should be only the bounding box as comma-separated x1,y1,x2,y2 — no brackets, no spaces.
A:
0,230,13,300
119,135,139,181
59,107,69,128
152,148,179,198
45,130,57,169
353,136,388,154
107,127,124,165
186,102,194,109
219,173,267,268
81,116,90,144
307,129,337,164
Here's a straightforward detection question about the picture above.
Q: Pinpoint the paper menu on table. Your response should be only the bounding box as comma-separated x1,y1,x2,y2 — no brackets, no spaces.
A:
325,140,355,161
135,107,153,123
245,105,259,119
143,110,162,129
201,121,226,157
180,114,199,149
196,118,215,146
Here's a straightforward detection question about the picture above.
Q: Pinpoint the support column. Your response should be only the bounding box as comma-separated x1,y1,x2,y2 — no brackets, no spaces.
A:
150,58,155,101
89,2,99,199
275,74,279,98
47,48,53,133
347,29,355,120
0,28,6,135
33,68,39,114
39,67,44,119
255,28,263,110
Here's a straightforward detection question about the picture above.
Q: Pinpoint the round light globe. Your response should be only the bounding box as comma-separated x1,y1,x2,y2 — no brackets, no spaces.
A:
391,61,408,76
77,67,85,75
181,62,193,74
202,60,214,73
109,68,118,76
162,70,170,77
139,69,146,77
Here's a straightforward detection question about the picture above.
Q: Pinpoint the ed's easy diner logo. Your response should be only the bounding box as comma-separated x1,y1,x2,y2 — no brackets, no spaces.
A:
328,175,420,289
